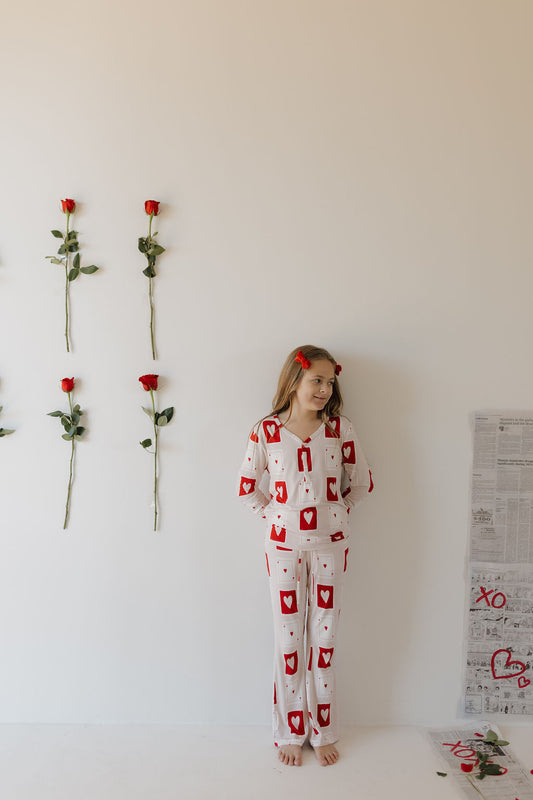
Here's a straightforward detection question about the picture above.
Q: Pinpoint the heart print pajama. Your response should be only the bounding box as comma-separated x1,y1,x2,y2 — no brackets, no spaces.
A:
238,414,373,747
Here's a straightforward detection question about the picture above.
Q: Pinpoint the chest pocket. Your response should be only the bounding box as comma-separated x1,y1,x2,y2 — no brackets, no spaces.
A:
324,444,341,470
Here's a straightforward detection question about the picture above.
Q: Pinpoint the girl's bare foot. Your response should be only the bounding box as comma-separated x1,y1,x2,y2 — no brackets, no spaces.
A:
313,743,339,766
277,744,303,766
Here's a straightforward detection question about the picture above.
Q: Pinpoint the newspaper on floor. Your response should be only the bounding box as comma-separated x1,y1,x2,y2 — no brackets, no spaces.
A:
464,413,533,715
428,722,533,800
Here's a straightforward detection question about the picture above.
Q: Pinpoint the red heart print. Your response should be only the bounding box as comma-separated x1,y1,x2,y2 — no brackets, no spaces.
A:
491,649,527,679
518,676,531,688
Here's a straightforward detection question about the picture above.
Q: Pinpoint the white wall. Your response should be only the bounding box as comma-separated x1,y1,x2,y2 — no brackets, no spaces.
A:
1,0,532,725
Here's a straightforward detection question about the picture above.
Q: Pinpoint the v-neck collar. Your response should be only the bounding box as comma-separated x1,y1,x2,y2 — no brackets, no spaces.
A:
274,414,325,444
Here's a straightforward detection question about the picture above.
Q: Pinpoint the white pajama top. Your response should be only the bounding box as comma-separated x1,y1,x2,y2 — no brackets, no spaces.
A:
238,414,373,548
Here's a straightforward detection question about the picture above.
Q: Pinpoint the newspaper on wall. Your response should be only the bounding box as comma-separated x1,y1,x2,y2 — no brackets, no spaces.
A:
464,413,533,715
428,722,533,800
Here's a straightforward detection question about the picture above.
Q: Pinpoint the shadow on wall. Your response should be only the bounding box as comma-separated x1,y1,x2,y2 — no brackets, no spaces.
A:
338,354,424,725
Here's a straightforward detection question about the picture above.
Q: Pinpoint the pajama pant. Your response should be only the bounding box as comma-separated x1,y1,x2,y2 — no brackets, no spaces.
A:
265,534,349,747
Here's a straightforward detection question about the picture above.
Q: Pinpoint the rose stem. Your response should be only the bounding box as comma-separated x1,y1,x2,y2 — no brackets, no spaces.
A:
65,211,71,353
148,212,156,360
150,388,158,531
149,277,155,360
63,391,75,529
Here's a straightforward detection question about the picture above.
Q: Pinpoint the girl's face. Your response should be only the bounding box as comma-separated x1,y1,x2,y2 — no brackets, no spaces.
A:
293,359,336,414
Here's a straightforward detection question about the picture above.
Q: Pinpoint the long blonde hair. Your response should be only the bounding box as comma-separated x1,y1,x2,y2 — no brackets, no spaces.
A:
253,345,343,436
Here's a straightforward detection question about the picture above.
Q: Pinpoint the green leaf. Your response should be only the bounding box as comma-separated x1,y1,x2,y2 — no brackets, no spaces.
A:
68,425,77,436
0,428,15,436
47,410,63,417
62,433,72,440
73,252,80,269
161,407,174,423
142,406,153,418
61,415,72,430
51,230,64,238
138,237,148,253
58,244,67,254
495,739,509,746
143,265,156,278
157,415,168,426
68,267,80,281
49,258,65,265
73,404,80,413
148,244,165,256
75,426,85,436
482,764,504,775
484,730,498,742
140,438,152,448
68,243,79,252
436,772,447,778
66,231,78,241
80,265,98,274
71,412,80,425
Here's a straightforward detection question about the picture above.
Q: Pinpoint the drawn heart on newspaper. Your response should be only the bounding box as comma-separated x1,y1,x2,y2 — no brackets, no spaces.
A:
518,676,531,688
491,648,527,680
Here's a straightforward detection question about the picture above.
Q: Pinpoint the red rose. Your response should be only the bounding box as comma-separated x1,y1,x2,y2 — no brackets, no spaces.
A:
144,200,160,216
61,199,76,214
460,763,474,773
61,377,75,393
139,374,159,391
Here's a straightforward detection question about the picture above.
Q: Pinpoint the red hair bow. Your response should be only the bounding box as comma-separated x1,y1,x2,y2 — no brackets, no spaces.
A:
294,350,311,370
335,363,342,376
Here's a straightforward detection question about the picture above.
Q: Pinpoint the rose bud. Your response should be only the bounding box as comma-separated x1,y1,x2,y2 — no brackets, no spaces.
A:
144,200,160,216
139,374,159,391
61,377,75,393
61,199,76,214
460,763,474,773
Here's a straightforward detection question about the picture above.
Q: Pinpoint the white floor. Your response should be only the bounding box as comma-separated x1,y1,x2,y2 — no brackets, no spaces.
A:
1,724,532,800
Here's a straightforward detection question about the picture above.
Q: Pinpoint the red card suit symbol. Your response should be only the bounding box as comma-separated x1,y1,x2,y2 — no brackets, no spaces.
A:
317,703,331,727
326,477,338,501
280,590,297,615
270,525,286,543
317,584,334,609
284,652,298,675
297,446,312,472
263,420,280,443
288,711,305,736
491,649,527,679
325,416,340,438
239,476,255,496
518,676,531,688
342,441,355,464
330,531,344,542
318,647,334,668
275,481,288,503
300,507,317,530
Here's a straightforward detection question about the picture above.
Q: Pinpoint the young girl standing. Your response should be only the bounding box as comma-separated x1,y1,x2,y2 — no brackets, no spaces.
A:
237,345,373,767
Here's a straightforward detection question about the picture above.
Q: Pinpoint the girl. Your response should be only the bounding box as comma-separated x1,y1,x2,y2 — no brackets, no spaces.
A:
237,345,373,767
